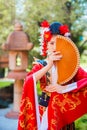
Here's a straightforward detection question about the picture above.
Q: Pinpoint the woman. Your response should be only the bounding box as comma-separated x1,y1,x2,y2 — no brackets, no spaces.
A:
18,20,87,130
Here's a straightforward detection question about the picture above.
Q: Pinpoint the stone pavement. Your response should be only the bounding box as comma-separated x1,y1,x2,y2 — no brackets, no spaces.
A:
0,104,18,130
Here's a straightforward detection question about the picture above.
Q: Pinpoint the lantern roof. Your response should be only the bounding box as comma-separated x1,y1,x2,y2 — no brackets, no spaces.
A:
2,22,33,51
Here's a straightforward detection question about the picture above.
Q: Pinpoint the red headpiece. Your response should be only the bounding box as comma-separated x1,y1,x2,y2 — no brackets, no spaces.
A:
39,20,70,57
39,20,52,56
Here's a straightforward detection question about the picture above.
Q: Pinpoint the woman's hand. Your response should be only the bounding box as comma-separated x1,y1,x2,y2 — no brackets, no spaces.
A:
45,84,67,94
47,51,62,67
34,51,62,82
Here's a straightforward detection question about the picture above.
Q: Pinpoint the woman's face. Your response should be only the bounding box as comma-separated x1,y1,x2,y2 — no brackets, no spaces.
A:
47,35,57,53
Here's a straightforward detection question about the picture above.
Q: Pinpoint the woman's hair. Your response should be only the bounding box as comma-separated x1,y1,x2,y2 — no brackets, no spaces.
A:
50,22,62,35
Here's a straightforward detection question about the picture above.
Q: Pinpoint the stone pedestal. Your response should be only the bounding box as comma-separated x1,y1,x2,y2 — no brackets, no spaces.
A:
5,79,24,119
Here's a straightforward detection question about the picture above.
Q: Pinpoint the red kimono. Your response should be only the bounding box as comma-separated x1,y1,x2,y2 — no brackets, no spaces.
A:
18,61,87,130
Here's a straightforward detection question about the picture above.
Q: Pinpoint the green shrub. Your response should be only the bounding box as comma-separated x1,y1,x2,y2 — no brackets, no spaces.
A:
75,114,87,130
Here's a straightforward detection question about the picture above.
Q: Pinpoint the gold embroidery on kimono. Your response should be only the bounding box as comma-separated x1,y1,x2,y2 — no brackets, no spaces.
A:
19,97,36,129
81,87,87,97
52,92,81,113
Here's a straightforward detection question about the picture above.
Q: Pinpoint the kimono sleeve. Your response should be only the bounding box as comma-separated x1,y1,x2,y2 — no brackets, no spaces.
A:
18,63,43,130
61,67,87,93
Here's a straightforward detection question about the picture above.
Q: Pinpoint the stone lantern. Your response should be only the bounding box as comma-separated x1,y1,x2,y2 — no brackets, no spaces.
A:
2,22,33,119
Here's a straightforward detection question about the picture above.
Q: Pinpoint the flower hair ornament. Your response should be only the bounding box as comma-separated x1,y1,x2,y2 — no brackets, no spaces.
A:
39,20,70,57
59,24,70,37
39,20,52,56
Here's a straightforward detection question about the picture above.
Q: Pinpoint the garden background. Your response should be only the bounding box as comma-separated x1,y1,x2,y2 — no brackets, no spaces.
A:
0,0,87,130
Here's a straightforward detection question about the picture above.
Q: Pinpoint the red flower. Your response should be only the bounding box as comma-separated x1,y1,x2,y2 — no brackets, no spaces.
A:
41,31,52,56
44,31,52,41
59,25,69,35
41,20,50,27
39,20,51,56
42,52,47,57
42,44,47,48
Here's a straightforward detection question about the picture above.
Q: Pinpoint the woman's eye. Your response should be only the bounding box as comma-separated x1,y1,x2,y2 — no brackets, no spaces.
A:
50,42,54,45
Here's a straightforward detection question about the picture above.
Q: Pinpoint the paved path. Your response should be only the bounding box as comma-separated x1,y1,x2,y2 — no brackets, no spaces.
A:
0,104,18,130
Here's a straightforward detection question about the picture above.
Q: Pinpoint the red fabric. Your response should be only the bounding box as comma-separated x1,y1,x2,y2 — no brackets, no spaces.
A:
18,64,43,130
73,67,87,92
27,63,43,76
39,105,46,121
48,87,87,130
74,67,87,81
18,75,38,130
18,65,87,130
48,67,87,129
